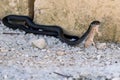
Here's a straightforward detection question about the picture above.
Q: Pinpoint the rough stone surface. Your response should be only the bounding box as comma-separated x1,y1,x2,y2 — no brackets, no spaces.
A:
0,0,29,18
34,0,120,43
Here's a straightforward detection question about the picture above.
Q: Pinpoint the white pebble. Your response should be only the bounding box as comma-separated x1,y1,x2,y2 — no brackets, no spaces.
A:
32,38,47,49
97,55,102,60
0,48,8,52
68,77,73,80
96,43,107,50
3,75,8,79
56,51,65,56
112,78,120,80
73,74,80,79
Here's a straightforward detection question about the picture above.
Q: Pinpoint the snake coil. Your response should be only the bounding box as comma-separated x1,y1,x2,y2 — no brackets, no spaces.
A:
2,15,100,45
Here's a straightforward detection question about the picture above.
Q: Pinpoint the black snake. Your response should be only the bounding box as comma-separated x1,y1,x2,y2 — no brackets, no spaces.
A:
2,15,100,45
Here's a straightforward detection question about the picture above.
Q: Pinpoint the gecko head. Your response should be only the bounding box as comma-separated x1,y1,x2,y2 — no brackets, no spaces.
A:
90,20,101,27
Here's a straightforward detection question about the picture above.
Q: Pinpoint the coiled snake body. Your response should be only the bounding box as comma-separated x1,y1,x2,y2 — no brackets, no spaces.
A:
2,15,100,45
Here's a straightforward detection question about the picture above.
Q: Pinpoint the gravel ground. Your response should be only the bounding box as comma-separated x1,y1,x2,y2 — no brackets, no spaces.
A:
0,22,120,80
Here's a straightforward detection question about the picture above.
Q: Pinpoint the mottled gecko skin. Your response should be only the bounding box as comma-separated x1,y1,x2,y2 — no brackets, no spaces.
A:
84,21,101,48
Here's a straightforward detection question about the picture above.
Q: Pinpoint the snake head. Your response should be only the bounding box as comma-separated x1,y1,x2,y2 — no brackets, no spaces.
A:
90,20,101,27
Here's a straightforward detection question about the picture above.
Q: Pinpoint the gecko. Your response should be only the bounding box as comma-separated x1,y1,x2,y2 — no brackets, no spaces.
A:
84,21,101,48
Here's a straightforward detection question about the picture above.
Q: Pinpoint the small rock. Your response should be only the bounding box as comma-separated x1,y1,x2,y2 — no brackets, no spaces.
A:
24,54,29,57
78,76,87,80
73,74,80,79
118,44,120,47
63,78,68,80
10,48,15,51
41,49,47,52
96,43,107,50
97,55,102,60
106,75,112,79
97,76,107,80
112,78,120,80
77,51,84,54
117,44,120,49
0,48,8,52
3,75,8,79
68,77,73,80
113,73,120,77
56,51,66,56
0,60,2,63
32,38,47,49
44,55,49,59
117,46,120,50
46,50,51,53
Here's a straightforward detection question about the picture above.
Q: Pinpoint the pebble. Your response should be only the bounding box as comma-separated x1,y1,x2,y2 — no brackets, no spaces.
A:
73,74,80,79
117,47,120,50
10,48,15,51
56,51,66,56
106,75,112,79
96,76,107,80
118,44,120,47
68,78,73,80
3,75,8,79
32,38,47,49
0,47,8,52
0,60,2,63
112,78,120,80
96,43,107,50
97,55,102,60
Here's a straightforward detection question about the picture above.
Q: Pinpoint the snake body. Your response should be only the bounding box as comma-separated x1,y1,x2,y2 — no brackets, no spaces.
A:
2,15,100,45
